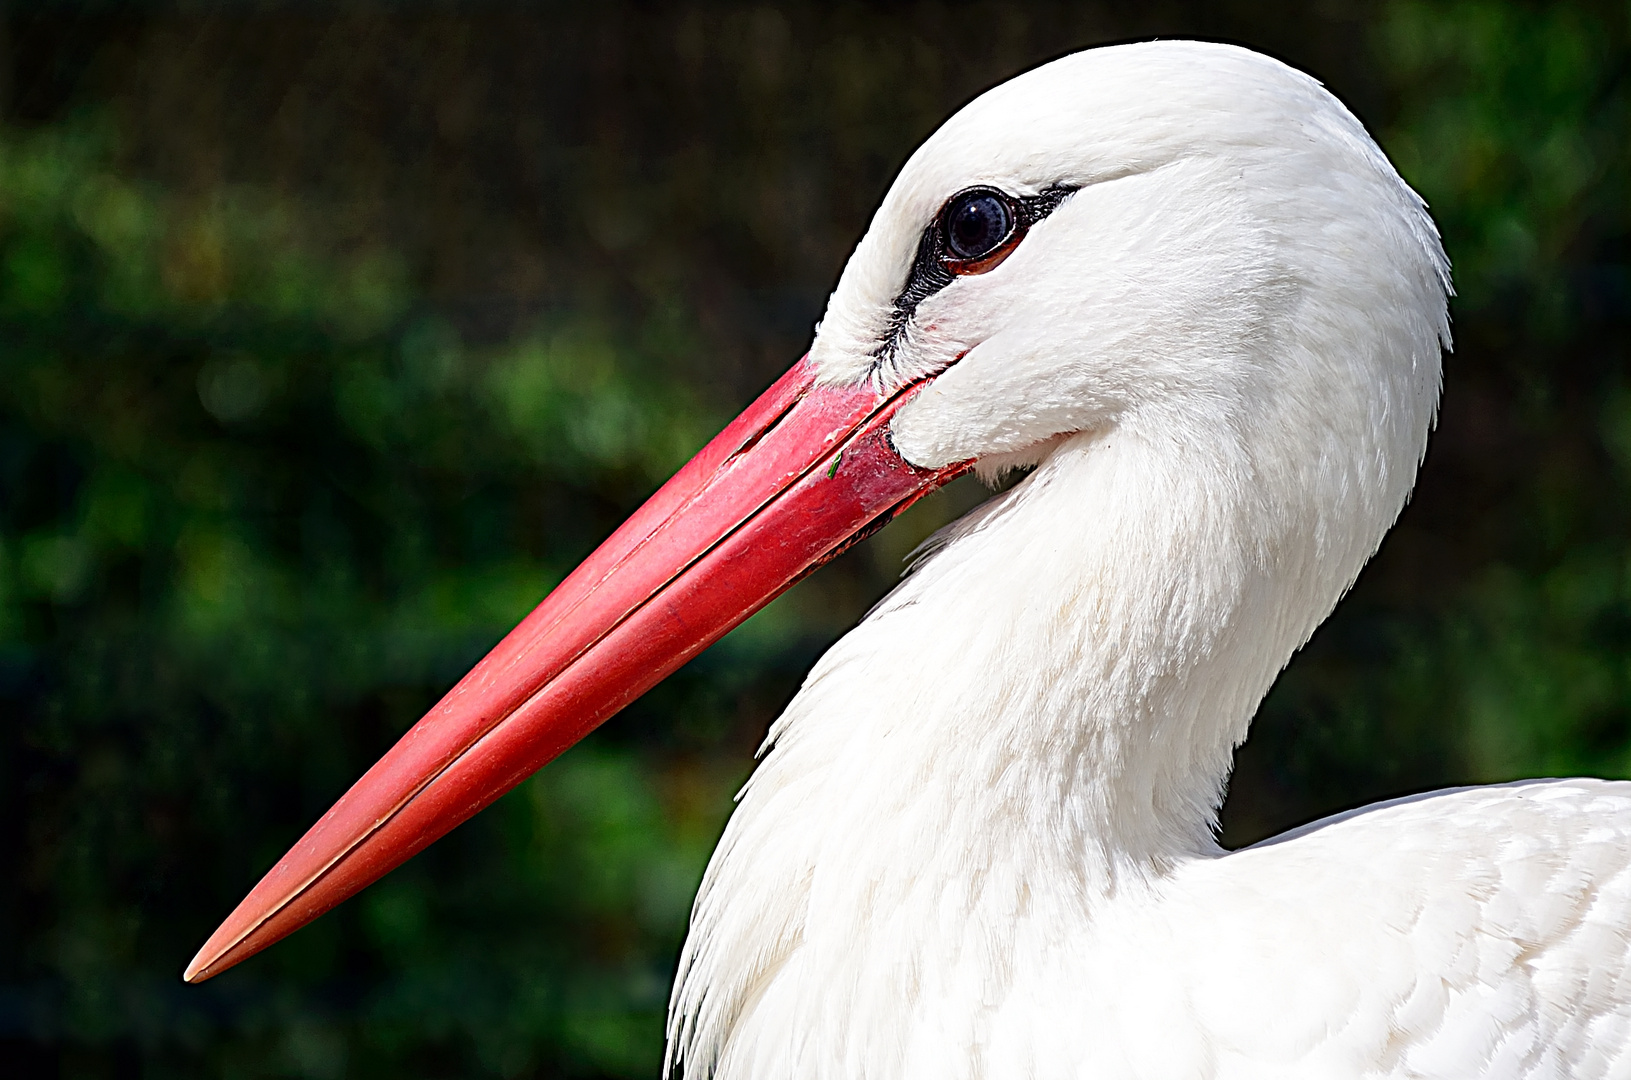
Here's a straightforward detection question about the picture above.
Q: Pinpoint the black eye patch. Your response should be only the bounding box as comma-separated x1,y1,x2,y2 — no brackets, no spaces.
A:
873,184,1077,371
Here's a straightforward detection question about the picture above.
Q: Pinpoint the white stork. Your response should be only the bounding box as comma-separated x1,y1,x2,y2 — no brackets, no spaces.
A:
186,41,1631,1078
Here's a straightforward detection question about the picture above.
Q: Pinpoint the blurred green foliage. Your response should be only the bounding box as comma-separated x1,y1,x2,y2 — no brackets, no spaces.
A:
1378,0,1631,780
2,2,1630,1077
0,117,738,1079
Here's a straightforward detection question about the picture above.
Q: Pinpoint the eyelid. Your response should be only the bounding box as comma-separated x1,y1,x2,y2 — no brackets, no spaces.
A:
945,229,1024,276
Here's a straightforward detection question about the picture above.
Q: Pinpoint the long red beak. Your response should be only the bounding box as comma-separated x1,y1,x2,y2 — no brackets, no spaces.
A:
184,355,967,983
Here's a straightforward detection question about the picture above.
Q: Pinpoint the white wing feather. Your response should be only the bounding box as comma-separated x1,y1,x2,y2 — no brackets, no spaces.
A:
1129,781,1631,1079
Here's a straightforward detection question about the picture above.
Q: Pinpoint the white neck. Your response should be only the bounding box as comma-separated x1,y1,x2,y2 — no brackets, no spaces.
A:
668,411,1356,1078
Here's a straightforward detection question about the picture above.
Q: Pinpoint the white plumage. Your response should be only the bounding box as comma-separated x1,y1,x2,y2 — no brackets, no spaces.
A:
664,41,1631,1079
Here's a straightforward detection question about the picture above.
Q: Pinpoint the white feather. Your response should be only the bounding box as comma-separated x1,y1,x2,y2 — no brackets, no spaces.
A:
666,40,1631,1079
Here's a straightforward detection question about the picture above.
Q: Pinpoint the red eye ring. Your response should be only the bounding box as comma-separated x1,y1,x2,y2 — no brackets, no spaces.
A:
944,231,1025,276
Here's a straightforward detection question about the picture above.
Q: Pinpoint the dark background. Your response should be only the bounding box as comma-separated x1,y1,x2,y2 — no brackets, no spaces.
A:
3,1,1628,1076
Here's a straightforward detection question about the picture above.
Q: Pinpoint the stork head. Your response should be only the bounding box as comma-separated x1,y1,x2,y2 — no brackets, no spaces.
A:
818,41,1448,502
184,41,1450,985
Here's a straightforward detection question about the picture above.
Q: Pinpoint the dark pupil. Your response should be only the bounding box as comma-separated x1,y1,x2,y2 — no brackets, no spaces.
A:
945,194,1012,260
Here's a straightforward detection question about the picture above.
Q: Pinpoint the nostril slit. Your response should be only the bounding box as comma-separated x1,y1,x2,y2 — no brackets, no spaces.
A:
728,394,802,462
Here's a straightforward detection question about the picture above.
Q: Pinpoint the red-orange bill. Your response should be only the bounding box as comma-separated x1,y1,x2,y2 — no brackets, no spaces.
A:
184,354,968,984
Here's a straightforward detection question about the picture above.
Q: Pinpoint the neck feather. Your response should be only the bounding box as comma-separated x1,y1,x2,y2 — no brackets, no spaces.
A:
668,418,1341,1078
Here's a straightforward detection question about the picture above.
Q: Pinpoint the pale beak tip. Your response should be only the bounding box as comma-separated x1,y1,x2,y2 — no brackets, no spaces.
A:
183,934,234,984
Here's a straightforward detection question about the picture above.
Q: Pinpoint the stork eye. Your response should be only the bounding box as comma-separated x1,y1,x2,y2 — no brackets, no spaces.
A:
941,187,1019,272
